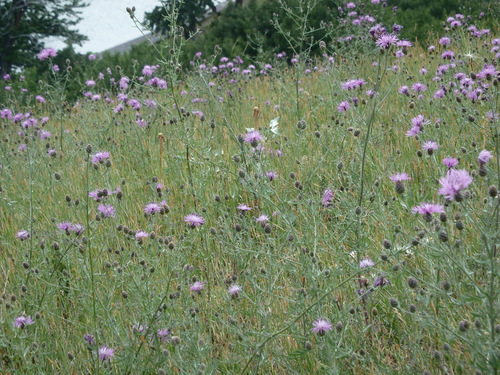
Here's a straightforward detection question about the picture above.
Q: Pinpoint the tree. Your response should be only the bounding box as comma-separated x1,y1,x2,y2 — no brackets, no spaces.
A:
145,0,219,39
0,0,88,76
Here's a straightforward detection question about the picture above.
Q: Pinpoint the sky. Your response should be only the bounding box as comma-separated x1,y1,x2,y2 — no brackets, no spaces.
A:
47,0,161,54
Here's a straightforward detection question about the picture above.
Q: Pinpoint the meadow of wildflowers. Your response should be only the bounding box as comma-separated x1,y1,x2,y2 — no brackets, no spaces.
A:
0,1,499,374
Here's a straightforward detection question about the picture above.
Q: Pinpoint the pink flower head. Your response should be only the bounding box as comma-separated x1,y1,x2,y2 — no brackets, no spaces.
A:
237,204,252,212
438,169,473,201
322,189,334,207
14,314,35,328
376,34,399,49
389,173,410,182
37,48,57,60
256,214,269,224
144,202,161,215
16,230,30,240
91,151,110,165
184,213,205,228
228,284,242,297
98,345,115,361
412,202,445,216
98,204,115,218
244,130,263,146
478,149,492,165
135,231,149,240
312,318,333,336
359,257,374,269
442,157,459,169
190,281,205,292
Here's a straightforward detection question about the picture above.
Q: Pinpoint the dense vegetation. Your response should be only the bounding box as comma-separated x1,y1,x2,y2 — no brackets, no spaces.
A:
0,0,499,373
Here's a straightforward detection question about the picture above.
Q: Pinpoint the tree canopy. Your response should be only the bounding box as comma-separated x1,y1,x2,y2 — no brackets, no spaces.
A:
0,0,87,75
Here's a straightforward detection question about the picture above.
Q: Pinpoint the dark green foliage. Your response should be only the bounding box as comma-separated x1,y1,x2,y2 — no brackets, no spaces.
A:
0,0,88,75
145,0,221,39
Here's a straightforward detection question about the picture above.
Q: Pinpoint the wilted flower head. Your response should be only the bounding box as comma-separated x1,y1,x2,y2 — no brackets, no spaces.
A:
312,318,333,336
16,230,30,240
98,204,115,218
478,149,492,165
438,169,473,201
228,284,242,297
184,213,205,228
98,345,115,361
14,314,35,328
322,189,334,207
84,333,95,345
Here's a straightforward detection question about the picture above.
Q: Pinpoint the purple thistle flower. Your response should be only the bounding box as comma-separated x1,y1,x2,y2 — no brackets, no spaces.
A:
244,130,263,146
98,346,115,361
16,230,30,240
37,48,57,60
135,231,149,240
478,149,493,165
184,213,205,228
438,169,473,201
237,204,252,212
144,202,161,215
374,275,391,288
190,281,205,293
84,333,95,345
156,329,171,343
40,130,51,140
411,82,427,92
389,173,410,182
13,314,35,328
412,202,445,220
441,50,455,60
376,34,399,49
359,257,374,269
228,284,242,297
256,214,269,224
322,189,334,207
57,222,74,232
98,204,115,218
422,140,438,155
311,318,333,336
91,151,110,165
442,157,459,169
337,100,350,112
266,171,277,181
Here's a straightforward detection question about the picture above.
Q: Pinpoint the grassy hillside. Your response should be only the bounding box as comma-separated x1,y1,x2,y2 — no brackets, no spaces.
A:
0,4,499,373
